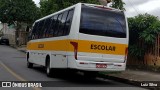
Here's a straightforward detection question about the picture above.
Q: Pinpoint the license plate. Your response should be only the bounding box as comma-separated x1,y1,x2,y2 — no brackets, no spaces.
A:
96,64,107,68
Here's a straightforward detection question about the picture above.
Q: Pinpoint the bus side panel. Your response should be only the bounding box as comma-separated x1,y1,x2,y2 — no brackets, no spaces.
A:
27,42,39,65
67,4,81,69
50,4,81,69
27,37,70,68
50,51,68,68
49,38,69,68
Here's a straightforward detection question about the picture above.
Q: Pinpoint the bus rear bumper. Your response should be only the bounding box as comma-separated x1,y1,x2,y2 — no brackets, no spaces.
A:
69,60,126,72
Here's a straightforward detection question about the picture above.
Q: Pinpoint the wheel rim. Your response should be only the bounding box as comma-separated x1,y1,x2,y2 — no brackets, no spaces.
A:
27,55,29,66
47,63,50,74
27,61,29,66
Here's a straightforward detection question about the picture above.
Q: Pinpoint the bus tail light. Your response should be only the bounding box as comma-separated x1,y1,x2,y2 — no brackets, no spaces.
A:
124,47,128,63
114,64,122,67
70,42,78,60
79,62,88,64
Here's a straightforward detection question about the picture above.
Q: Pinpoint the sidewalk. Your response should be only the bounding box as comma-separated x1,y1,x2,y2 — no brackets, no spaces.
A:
11,45,26,53
106,69,160,81
17,46,26,53
102,69,160,89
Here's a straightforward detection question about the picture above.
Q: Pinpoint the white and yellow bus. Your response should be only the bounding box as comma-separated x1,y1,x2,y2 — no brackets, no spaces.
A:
26,3,129,77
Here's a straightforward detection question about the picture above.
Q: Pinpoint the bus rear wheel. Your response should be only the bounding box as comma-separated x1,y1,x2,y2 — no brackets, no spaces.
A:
27,55,33,68
46,58,53,77
27,61,33,68
84,71,98,79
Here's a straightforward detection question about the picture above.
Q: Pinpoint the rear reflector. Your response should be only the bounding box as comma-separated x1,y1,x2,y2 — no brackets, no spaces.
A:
114,64,122,67
124,47,128,63
70,42,78,60
79,62,88,64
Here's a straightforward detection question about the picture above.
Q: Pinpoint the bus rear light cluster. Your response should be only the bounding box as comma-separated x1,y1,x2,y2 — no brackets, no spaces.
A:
70,41,78,60
124,47,128,63
79,62,88,64
114,64,122,67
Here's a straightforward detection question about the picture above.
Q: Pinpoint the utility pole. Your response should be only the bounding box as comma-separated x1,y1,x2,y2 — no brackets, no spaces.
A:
98,0,112,6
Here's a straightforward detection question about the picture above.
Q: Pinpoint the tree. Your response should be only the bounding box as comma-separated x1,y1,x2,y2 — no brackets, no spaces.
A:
111,0,125,10
128,14,160,64
0,0,41,45
40,0,125,17
40,0,99,16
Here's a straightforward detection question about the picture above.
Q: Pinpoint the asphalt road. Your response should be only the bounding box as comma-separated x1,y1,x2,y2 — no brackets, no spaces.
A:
0,45,148,90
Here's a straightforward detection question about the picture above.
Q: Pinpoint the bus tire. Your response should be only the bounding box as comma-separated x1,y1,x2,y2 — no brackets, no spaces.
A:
84,71,98,79
27,53,33,68
46,57,53,77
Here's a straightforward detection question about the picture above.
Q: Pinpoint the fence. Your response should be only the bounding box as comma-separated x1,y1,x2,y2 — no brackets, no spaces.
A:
127,34,160,66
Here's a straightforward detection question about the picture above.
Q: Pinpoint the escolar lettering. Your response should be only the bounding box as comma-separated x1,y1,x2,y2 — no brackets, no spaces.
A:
91,44,116,51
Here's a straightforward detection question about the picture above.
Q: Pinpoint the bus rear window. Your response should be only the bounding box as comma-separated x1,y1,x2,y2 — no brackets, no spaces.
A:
80,5,126,38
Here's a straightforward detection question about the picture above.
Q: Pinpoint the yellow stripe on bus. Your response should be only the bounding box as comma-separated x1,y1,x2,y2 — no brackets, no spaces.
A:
27,39,128,55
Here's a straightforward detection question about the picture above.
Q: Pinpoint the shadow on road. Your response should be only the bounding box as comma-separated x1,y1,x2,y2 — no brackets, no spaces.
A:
30,65,131,87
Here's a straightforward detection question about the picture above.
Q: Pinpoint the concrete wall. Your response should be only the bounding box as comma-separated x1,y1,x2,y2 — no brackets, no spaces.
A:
19,31,29,45
0,23,3,35
0,23,29,45
1,23,16,45
0,23,2,30
4,34,15,45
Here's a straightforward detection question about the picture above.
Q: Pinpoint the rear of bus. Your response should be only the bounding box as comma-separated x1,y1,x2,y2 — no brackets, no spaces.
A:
69,4,128,72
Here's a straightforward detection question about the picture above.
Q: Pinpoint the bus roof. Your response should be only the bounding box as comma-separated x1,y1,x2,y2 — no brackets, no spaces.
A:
35,3,77,22
82,3,121,11
35,3,122,23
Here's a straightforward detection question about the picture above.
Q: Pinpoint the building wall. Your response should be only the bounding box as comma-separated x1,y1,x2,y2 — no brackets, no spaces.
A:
1,23,29,46
1,23,16,45
0,23,2,30
0,23,3,35
19,31,29,45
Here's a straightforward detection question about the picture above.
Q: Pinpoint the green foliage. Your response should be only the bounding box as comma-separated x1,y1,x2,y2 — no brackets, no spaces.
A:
0,0,41,25
111,0,125,10
140,21,160,44
128,13,160,61
40,0,99,16
40,0,125,17
0,0,41,45
129,45,145,60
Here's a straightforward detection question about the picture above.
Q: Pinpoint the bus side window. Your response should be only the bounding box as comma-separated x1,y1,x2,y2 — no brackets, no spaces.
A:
49,15,58,37
36,21,41,39
54,14,63,37
30,25,35,40
58,11,68,36
37,20,45,39
43,18,51,38
64,9,74,35
40,20,46,38
31,22,39,40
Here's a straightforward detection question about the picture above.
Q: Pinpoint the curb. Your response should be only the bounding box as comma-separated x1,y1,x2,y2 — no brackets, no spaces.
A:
10,45,26,53
99,74,157,90
18,50,26,53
